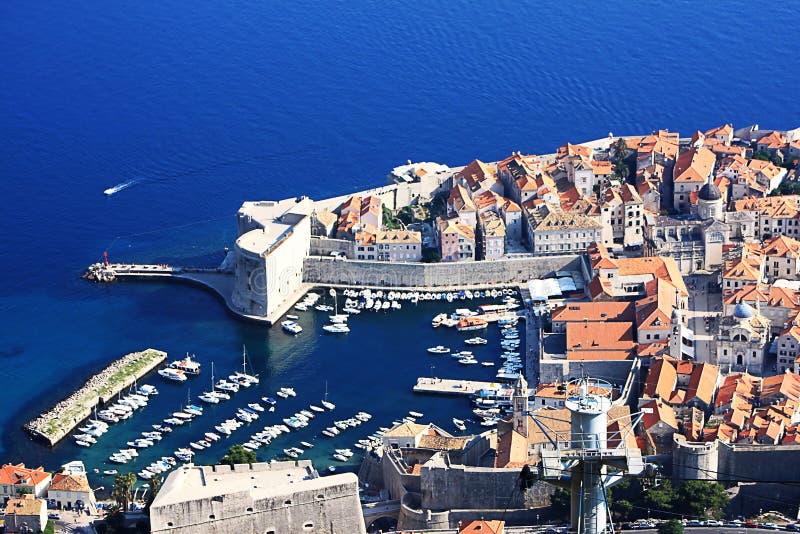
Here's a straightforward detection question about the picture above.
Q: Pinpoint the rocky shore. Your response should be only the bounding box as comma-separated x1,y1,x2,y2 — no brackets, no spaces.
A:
24,348,167,446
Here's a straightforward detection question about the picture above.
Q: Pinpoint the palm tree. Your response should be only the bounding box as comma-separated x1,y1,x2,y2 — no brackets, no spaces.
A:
145,475,162,511
112,472,136,512
613,137,630,162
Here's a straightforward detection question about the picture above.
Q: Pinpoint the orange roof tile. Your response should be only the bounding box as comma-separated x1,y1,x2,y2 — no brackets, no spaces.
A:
673,147,716,183
0,464,50,487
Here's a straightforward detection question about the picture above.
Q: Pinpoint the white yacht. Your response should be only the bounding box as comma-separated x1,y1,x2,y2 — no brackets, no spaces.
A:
427,345,450,354
281,320,303,334
323,323,350,333
169,353,201,375
158,368,187,382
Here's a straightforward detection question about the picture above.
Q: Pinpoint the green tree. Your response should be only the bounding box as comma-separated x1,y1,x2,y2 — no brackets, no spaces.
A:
112,472,137,512
145,474,162,512
658,519,685,534
614,137,631,162
397,206,415,225
220,444,257,467
615,161,631,181
643,479,678,515
422,248,441,263
550,487,571,520
16,487,32,495
676,480,729,519
43,520,56,534
382,206,399,230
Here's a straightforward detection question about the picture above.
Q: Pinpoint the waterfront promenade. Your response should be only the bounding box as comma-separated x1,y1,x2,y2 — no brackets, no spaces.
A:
24,348,167,446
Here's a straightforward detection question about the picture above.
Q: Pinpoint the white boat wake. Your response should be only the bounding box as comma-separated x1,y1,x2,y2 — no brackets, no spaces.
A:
104,179,138,196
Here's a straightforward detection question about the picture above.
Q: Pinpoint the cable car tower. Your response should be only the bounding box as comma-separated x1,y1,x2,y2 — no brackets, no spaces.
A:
533,377,650,534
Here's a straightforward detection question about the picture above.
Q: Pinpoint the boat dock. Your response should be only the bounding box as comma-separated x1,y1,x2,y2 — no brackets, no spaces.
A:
412,377,496,397
24,348,167,447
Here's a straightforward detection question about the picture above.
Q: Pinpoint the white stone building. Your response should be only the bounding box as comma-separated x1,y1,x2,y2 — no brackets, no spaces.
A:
149,462,366,534
526,203,602,256
376,230,422,262
231,198,312,319
715,302,771,375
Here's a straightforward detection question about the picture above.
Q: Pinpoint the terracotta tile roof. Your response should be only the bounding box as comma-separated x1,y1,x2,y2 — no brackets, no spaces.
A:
757,131,788,149
4,494,46,517
723,284,800,309
644,358,677,400
339,195,362,213
723,257,762,282
591,160,613,175
733,195,800,219
459,520,505,534
499,197,522,213
551,301,634,323
761,235,800,258
614,256,688,296
705,124,733,138
417,434,470,451
456,159,499,193
673,147,716,183
49,473,92,493
438,217,476,241
565,321,635,352
494,428,529,469
620,183,643,204
516,175,538,192
567,349,634,361
780,324,800,343
642,398,678,431
715,373,758,409
448,184,478,212
383,422,428,438
761,372,800,403
354,231,376,246
376,229,421,244
557,142,592,160
686,363,719,406
0,464,50,487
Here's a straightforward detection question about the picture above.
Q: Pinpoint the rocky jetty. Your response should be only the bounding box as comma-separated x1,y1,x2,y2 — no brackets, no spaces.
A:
24,348,167,446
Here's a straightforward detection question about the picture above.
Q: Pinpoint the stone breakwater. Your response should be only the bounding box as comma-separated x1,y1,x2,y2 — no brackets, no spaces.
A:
24,348,167,447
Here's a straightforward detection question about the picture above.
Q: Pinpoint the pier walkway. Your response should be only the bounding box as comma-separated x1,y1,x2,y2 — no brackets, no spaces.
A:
24,349,167,446
412,377,497,397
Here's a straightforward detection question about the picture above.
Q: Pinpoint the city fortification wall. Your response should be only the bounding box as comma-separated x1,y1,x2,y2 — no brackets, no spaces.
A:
673,436,800,482
303,255,582,288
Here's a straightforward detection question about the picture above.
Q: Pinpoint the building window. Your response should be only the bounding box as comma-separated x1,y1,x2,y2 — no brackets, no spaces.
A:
303,522,314,531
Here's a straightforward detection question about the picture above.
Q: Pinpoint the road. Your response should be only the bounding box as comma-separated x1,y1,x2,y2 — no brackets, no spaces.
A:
685,272,722,363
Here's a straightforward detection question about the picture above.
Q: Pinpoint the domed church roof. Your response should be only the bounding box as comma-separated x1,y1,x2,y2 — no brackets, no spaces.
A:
733,301,754,320
698,180,722,201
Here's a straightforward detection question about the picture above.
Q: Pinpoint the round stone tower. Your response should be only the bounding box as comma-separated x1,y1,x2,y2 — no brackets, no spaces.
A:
697,173,723,221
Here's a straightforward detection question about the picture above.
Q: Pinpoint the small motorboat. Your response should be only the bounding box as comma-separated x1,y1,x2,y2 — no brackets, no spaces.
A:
427,345,450,354
309,404,324,413
453,418,467,431
281,320,303,334
103,470,118,476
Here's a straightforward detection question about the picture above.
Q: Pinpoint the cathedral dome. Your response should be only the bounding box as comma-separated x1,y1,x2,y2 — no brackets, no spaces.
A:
698,180,722,201
733,302,754,320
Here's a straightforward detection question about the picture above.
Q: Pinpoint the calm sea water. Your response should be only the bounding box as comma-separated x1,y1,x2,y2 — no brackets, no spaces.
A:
0,0,798,480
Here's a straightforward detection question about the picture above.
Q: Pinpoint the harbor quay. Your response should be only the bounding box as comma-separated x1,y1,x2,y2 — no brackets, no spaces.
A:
24,349,166,447
412,377,497,397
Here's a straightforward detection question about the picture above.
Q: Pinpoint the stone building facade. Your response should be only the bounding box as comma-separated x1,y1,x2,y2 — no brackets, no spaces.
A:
149,462,365,534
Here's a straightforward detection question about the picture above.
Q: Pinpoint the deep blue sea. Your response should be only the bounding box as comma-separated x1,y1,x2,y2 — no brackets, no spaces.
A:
1,0,798,484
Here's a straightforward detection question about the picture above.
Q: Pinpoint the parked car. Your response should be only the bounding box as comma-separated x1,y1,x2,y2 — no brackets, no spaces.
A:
705,520,723,527
47,512,61,520
726,520,744,527
762,523,779,530
784,524,800,532
686,520,703,527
